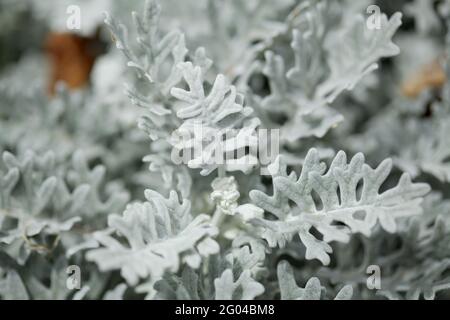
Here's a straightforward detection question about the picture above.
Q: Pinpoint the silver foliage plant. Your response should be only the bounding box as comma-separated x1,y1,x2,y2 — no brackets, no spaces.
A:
1,0,450,300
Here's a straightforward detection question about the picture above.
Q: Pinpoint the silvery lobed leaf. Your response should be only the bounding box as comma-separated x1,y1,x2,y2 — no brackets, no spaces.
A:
278,260,352,300
250,148,430,265
86,190,219,286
